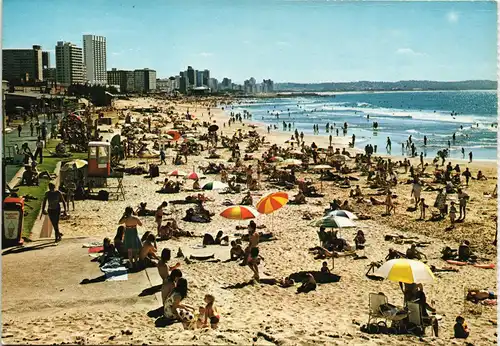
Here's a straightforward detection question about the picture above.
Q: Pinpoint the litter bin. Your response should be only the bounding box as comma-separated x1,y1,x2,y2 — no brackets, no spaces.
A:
3,196,25,248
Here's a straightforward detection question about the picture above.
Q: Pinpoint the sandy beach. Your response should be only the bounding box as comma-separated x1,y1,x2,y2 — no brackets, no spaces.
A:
2,96,497,345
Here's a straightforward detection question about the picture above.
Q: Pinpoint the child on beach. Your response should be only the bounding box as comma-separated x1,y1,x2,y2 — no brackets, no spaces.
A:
418,198,428,220
157,248,181,282
321,261,330,274
454,315,470,339
230,240,244,260
385,191,395,215
449,201,457,226
203,294,220,329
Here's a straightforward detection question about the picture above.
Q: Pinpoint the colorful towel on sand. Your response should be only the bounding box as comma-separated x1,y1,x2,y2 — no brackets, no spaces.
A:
82,242,102,248
88,246,104,254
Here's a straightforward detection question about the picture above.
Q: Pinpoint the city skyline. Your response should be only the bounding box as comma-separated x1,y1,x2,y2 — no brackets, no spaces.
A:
3,0,497,83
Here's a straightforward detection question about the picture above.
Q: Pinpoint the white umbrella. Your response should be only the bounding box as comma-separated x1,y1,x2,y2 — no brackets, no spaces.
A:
309,215,356,228
374,259,435,284
326,210,358,220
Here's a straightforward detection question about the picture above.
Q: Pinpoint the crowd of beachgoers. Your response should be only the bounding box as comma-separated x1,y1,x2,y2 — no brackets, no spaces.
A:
2,95,497,345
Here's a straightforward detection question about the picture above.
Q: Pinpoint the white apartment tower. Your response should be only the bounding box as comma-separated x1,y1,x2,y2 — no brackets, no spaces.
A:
83,34,107,85
55,41,84,86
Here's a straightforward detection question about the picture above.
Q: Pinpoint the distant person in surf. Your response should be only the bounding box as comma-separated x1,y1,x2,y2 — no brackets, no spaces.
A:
386,137,391,152
423,136,427,146
468,152,473,163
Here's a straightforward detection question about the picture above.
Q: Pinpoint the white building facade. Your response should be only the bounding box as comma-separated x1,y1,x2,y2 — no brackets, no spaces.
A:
55,41,84,86
83,35,107,85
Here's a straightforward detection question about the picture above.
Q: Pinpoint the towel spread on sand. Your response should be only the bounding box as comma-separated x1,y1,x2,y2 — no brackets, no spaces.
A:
88,246,104,254
104,268,128,281
82,242,102,248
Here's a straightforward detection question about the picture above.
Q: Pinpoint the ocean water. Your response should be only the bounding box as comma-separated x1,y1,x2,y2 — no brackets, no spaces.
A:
229,90,498,160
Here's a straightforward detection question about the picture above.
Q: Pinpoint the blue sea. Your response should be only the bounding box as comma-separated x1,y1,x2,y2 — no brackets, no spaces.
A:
230,90,498,160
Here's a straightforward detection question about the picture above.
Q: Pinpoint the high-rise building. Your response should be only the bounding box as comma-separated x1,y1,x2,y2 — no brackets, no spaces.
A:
208,78,218,93
55,41,84,86
107,68,135,93
196,70,204,87
83,35,107,85
203,70,210,86
186,66,196,87
43,68,57,84
42,51,50,69
179,72,187,93
221,77,232,90
2,45,43,83
133,68,156,93
262,79,274,93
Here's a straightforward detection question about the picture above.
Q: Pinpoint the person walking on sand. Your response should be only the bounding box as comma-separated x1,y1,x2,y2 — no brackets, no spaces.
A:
418,198,427,220
386,137,391,152
41,183,67,242
160,148,166,165
411,179,422,207
468,151,473,163
385,191,395,215
462,167,472,186
351,134,356,146
457,189,469,221
17,124,22,137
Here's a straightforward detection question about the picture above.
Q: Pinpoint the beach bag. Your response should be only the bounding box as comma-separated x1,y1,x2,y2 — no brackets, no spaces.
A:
150,165,160,178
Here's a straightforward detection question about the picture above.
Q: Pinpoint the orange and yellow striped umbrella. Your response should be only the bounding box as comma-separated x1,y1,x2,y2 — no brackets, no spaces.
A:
220,206,259,220
255,192,289,215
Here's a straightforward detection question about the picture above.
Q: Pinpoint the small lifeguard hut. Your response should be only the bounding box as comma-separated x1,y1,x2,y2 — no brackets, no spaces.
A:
88,141,111,177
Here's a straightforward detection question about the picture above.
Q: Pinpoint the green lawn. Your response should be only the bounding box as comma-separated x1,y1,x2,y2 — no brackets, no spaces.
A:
13,139,87,239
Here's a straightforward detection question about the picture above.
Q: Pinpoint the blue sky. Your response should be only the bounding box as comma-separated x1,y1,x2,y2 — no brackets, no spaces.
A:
3,0,497,83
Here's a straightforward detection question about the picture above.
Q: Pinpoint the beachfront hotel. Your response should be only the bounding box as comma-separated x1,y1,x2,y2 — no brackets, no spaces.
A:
55,41,84,86
83,35,107,85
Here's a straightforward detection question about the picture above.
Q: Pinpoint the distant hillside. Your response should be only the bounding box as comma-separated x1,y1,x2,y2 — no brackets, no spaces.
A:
274,80,497,92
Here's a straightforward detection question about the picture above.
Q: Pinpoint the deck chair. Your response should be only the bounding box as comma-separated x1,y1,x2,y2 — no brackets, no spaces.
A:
367,293,388,325
407,302,438,336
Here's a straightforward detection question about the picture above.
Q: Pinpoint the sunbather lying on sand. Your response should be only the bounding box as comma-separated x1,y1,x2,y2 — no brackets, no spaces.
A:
297,273,316,294
467,289,497,303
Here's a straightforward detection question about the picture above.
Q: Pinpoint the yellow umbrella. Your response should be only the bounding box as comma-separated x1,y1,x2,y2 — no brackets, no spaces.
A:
220,206,259,220
255,192,289,214
61,159,88,171
374,259,435,284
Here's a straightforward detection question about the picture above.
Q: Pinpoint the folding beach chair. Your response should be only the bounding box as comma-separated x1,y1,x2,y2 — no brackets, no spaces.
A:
367,292,388,325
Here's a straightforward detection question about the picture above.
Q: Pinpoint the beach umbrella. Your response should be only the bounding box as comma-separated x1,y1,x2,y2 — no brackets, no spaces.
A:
374,259,435,284
202,181,228,190
285,139,297,143
208,124,219,132
162,134,174,140
61,159,88,171
270,156,284,162
167,169,187,177
280,159,302,166
166,130,181,140
332,154,348,162
309,215,356,229
291,150,304,155
220,206,259,220
185,172,204,180
256,191,289,214
326,210,359,220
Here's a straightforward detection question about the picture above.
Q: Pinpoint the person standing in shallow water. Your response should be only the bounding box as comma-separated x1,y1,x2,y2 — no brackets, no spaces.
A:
41,183,67,242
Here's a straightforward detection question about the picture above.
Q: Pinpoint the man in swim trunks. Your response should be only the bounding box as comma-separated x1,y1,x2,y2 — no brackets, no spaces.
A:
41,183,67,242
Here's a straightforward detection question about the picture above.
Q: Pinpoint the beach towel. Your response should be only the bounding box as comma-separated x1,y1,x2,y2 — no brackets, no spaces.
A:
88,246,104,254
104,267,129,281
82,242,102,248
89,253,101,258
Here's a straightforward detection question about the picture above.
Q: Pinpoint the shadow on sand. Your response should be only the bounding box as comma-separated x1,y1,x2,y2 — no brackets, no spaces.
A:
2,241,57,256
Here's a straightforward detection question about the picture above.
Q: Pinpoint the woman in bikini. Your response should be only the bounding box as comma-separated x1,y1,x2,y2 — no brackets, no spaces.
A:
118,206,142,268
